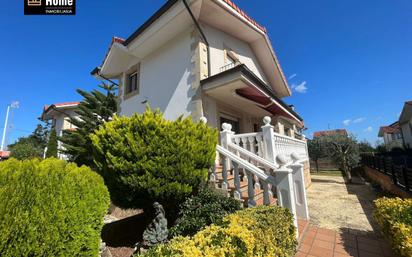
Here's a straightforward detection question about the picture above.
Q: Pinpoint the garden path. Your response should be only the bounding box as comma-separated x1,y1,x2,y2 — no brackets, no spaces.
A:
295,174,396,257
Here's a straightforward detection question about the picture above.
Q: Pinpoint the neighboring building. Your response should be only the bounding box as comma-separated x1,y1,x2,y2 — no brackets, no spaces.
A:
313,129,348,138
91,0,310,230
40,101,80,159
0,150,10,161
378,122,403,150
399,101,412,149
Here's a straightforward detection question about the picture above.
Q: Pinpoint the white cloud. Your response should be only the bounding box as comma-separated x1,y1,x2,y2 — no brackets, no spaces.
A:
288,74,297,80
353,117,366,124
291,81,308,93
343,119,351,126
364,126,373,133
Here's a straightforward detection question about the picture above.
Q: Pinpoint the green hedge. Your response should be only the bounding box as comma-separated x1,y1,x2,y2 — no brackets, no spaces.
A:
139,206,297,257
91,108,218,216
170,186,242,237
374,197,412,257
0,158,110,257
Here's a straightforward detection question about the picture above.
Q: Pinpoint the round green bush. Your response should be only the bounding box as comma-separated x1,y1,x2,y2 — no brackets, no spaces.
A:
170,186,242,237
90,108,218,215
0,158,110,257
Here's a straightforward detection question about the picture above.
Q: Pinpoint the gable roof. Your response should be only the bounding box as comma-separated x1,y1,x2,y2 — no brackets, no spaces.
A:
378,121,401,137
93,0,292,97
41,101,80,121
399,101,412,125
313,129,348,138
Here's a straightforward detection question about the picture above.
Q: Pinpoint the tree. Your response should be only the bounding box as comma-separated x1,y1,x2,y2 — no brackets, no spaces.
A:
323,134,360,182
358,140,375,154
307,137,327,172
45,128,58,158
8,124,49,160
59,82,117,167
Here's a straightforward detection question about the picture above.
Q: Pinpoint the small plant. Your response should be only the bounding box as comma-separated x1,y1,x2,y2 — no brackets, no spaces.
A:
170,186,242,237
0,158,110,257
138,206,297,257
91,107,218,219
374,197,412,257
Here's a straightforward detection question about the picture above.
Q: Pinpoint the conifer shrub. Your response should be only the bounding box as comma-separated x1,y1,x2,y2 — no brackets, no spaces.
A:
0,158,110,257
374,197,412,257
138,206,297,257
45,128,58,158
90,108,218,215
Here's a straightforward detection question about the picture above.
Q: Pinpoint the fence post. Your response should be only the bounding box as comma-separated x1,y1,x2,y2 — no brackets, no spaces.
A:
403,159,410,192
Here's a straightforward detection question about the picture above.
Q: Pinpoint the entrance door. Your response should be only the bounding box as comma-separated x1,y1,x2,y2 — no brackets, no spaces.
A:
220,115,240,134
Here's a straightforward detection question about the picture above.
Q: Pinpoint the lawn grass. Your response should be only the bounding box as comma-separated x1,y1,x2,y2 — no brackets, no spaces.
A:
310,170,343,176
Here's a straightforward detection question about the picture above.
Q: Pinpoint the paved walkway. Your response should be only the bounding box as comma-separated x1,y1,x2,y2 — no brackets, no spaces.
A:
296,175,396,257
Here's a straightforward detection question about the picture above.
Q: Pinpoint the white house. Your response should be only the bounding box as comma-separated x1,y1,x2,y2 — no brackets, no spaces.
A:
92,0,310,235
399,101,412,149
378,122,404,150
40,101,80,159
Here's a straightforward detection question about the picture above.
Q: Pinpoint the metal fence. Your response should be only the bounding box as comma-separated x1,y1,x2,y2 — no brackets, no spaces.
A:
361,154,412,193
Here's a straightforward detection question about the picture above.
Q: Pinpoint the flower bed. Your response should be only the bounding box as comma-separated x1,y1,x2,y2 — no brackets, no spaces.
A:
137,205,297,257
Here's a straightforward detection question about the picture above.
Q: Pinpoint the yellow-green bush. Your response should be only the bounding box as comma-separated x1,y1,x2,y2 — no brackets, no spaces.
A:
0,158,110,257
374,197,412,257
138,206,297,257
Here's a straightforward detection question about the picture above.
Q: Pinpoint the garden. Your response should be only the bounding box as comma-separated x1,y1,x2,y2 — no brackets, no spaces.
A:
0,84,298,256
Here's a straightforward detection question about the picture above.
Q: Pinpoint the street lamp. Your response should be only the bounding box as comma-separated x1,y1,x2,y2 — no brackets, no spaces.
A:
1,101,19,151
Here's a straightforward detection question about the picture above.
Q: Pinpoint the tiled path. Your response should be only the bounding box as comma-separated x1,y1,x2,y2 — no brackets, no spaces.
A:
296,226,395,257
296,175,396,257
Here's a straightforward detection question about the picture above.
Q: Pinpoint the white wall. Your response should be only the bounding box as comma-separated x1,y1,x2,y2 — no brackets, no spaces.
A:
119,30,195,120
401,120,412,148
203,24,268,83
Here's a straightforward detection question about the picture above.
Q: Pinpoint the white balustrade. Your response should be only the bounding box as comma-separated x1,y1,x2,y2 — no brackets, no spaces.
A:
214,117,310,239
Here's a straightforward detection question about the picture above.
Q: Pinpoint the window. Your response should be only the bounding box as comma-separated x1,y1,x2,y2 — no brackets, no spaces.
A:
125,64,140,95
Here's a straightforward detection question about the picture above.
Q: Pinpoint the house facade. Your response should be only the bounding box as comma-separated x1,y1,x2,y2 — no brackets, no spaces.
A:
399,101,412,149
93,0,304,138
92,0,310,234
378,122,403,150
40,101,80,159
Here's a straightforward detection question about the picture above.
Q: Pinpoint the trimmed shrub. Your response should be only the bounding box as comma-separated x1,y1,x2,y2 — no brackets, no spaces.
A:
374,197,412,257
170,186,242,237
0,158,110,257
91,108,218,215
138,206,297,257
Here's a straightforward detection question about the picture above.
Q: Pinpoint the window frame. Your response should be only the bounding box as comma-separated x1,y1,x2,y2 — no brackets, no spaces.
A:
124,64,140,98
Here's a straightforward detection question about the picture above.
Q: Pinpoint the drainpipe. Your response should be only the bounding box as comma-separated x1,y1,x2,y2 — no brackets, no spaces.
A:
182,0,211,77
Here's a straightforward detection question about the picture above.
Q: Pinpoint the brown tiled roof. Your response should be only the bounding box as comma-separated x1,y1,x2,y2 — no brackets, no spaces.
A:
313,129,348,138
222,0,267,33
379,121,400,134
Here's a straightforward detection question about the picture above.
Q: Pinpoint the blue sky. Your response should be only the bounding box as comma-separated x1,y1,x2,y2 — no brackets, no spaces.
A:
0,0,411,146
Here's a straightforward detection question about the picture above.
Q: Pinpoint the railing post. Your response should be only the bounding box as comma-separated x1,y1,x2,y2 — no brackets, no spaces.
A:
290,153,310,221
220,123,234,190
274,155,298,232
261,116,276,163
